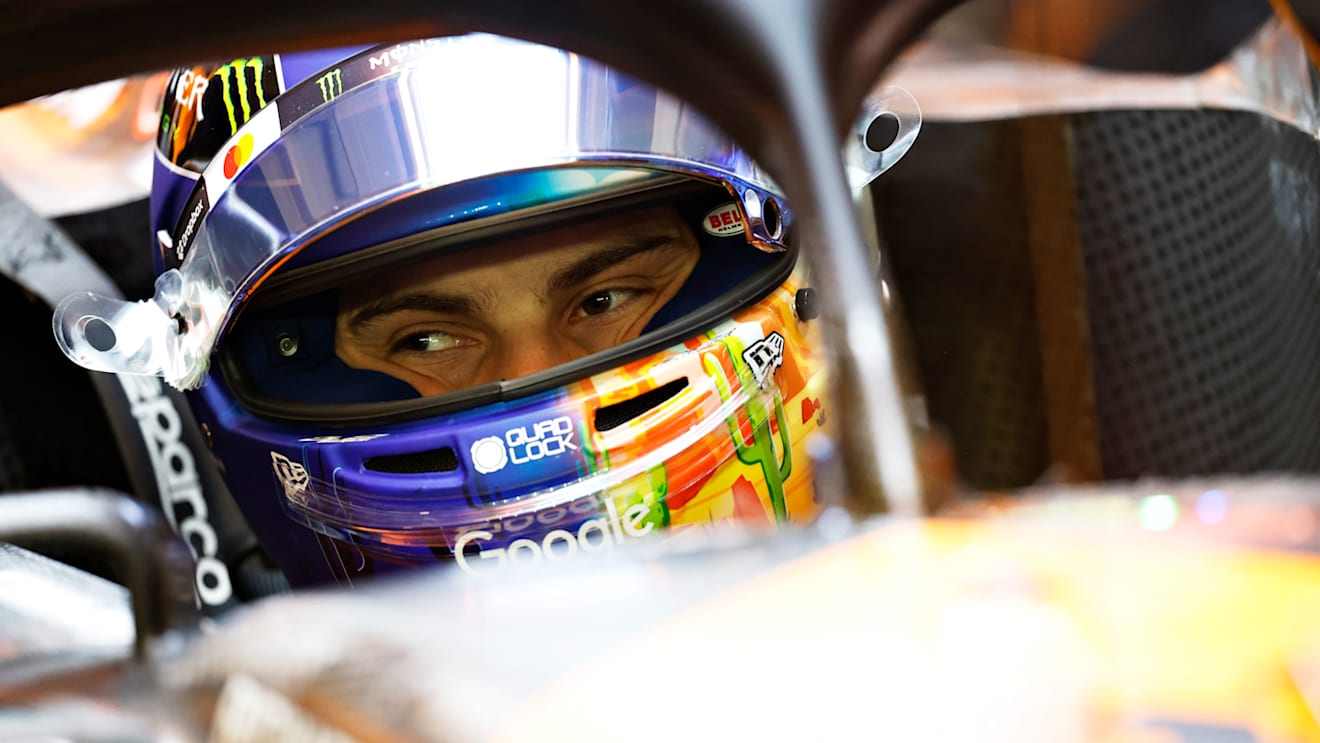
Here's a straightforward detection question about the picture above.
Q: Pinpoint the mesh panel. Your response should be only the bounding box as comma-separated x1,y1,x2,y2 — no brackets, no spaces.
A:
1074,109,1320,477
363,448,459,474
595,378,690,431
873,109,1320,487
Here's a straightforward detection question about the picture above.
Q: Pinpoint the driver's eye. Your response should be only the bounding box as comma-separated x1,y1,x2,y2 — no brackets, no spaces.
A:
396,331,460,353
577,289,632,317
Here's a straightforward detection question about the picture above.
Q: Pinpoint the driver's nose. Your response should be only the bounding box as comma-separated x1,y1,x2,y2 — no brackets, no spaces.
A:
492,333,582,381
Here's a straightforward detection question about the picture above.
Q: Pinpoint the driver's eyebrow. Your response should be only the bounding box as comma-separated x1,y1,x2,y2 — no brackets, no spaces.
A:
345,291,487,332
545,233,684,297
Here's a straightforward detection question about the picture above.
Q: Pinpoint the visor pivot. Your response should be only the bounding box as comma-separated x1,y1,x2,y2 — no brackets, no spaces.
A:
83,318,117,352
794,288,820,322
865,113,901,152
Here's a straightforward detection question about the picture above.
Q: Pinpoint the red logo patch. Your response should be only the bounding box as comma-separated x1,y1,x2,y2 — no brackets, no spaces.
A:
222,133,254,179
702,203,746,237
801,397,823,424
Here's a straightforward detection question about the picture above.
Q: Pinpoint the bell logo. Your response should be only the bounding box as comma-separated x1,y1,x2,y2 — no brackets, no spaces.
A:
702,202,746,237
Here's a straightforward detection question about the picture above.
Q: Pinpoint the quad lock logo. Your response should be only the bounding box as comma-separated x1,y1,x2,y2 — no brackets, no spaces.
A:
469,416,578,474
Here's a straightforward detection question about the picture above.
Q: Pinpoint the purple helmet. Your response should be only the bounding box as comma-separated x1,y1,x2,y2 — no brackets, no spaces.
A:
54,35,920,587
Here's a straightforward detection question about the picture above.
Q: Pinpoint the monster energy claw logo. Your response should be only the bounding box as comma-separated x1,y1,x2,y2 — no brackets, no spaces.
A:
316,68,344,103
215,57,270,135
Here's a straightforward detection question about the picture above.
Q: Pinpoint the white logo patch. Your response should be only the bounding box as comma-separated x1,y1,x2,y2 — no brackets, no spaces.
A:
470,436,509,474
702,202,746,237
173,68,209,119
470,416,578,474
454,498,656,574
298,434,389,444
120,374,232,607
742,332,786,388
271,452,311,504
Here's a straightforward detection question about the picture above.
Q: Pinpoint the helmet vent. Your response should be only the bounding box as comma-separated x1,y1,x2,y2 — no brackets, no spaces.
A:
594,378,689,432
363,448,459,474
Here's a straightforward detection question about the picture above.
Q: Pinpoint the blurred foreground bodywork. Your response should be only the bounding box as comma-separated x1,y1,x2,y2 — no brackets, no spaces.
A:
9,481,1320,742
494,485,1320,743
0,75,160,217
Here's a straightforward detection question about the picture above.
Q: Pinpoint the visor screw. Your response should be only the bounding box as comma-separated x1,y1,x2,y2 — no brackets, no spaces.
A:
201,422,214,449
276,333,299,358
794,288,820,322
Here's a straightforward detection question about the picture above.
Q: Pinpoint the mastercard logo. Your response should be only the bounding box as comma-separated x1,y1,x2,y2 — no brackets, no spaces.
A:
222,133,254,179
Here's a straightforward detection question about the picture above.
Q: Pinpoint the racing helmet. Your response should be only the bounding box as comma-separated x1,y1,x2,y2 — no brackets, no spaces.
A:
54,35,919,587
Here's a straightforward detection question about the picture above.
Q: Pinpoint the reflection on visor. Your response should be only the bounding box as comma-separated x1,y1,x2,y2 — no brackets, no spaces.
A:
228,173,787,406
52,34,920,390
